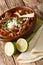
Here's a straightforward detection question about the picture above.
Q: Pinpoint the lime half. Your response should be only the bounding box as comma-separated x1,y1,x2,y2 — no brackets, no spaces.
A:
16,38,28,52
5,42,17,56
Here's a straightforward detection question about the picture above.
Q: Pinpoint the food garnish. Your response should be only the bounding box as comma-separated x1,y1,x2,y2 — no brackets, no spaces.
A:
16,38,28,52
5,42,17,56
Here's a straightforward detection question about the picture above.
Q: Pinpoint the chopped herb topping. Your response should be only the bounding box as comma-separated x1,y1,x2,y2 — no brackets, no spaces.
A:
17,19,22,24
2,22,8,28
2,18,22,30
2,19,11,28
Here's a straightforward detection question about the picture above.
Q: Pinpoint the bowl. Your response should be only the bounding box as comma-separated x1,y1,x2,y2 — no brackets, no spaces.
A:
0,6,36,41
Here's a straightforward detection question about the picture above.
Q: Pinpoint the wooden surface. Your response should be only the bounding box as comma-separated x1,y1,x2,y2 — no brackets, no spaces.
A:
0,0,43,65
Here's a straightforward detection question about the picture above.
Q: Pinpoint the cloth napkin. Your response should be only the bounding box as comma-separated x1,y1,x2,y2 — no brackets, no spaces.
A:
17,24,43,63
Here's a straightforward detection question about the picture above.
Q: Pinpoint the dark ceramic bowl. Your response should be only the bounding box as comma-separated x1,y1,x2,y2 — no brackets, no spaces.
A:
0,7,36,41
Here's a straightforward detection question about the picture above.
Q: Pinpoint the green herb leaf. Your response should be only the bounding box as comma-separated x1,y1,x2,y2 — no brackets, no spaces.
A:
3,22,7,28
17,19,22,24
2,19,11,28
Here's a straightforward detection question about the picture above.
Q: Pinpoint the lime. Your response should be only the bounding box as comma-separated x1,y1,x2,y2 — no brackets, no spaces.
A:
16,38,28,52
5,42,17,56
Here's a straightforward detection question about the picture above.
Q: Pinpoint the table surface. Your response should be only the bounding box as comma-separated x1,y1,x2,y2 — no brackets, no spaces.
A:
0,0,43,65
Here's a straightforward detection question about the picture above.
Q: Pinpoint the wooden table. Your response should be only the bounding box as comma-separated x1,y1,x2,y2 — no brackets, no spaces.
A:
0,0,43,65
